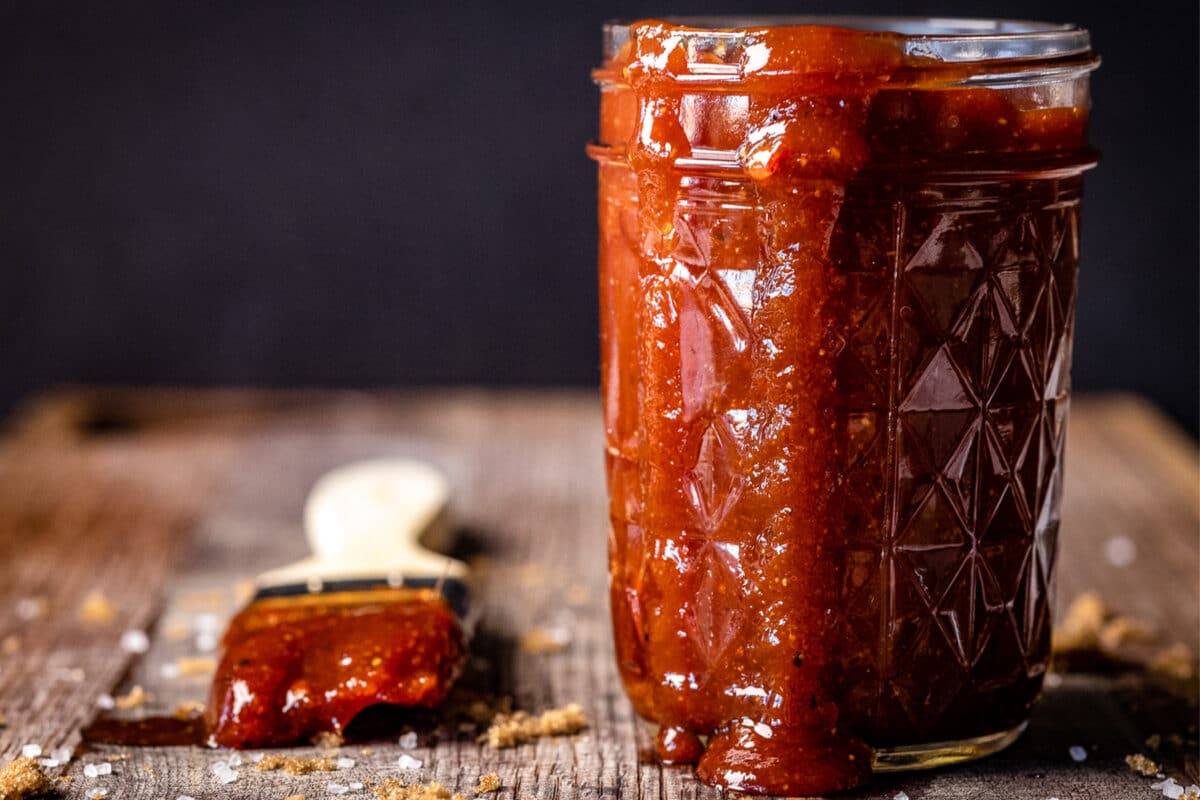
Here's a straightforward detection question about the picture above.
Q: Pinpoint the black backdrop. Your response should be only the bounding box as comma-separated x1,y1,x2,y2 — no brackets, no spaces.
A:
2,1,1197,431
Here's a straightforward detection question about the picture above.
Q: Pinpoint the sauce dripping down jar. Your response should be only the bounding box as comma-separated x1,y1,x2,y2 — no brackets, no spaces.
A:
589,16,1098,795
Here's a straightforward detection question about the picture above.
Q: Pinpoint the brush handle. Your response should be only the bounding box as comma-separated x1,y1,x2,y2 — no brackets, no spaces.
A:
256,458,468,591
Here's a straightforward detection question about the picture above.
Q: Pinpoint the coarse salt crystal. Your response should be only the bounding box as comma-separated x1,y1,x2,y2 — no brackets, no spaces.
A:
398,731,419,748
20,744,42,758
336,757,356,769
39,758,59,769
177,796,197,800
160,662,181,679
84,764,99,778
96,693,116,710
195,631,218,652
327,782,350,795
95,762,112,776
91,789,109,799
193,612,221,632
120,629,150,654
211,762,238,784
226,753,243,768
51,747,72,762
1104,535,1137,567
1069,745,1088,762
349,782,364,790
894,793,909,800
251,753,267,763
397,754,423,769
1154,778,1185,799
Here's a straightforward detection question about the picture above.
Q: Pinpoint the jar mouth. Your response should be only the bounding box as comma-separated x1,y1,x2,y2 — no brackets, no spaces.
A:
603,16,1093,65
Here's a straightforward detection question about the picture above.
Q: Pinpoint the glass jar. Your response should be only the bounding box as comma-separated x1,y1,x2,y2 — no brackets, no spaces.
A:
589,17,1098,795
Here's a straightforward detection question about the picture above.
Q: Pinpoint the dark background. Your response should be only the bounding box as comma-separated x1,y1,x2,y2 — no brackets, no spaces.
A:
1,1,1196,431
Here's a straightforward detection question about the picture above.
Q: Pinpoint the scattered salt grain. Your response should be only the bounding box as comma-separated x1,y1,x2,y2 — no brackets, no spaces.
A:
15,596,46,621
336,757,356,769
211,761,238,784
120,629,150,654
397,754,423,770
91,789,109,799
160,662,181,679
96,693,115,710
39,758,60,769
177,796,197,800
349,782,364,790
193,612,221,632
20,744,42,759
327,782,350,795
94,762,112,776
398,731,419,749
1069,745,1088,762
1104,535,1137,567
251,753,267,763
1153,778,1185,799
894,793,909,800
195,631,218,652
83,764,99,778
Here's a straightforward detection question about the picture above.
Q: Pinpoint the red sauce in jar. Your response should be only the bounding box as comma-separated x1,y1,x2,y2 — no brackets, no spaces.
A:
594,19,1095,794
207,589,464,748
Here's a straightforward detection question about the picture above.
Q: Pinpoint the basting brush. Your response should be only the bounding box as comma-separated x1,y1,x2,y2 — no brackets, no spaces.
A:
206,459,471,748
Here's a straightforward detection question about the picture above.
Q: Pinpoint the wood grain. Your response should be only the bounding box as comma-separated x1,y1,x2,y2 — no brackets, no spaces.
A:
0,388,1195,800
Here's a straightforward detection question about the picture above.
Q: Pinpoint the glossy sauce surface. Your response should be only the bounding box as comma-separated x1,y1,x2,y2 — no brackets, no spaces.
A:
595,20,1092,794
207,589,464,748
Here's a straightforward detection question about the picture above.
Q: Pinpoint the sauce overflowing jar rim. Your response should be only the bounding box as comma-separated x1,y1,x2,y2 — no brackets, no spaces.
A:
597,17,1099,89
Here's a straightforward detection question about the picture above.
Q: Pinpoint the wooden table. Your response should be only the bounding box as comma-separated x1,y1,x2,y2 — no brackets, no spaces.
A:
0,389,1195,800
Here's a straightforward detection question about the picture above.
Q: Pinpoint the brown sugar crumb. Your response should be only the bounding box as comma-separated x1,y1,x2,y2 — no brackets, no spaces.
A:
312,731,345,749
1052,592,1108,653
0,757,52,800
1145,733,1162,750
255,755,336,775
1097,615,1155,652
163,621,191,641
173,701,205,720
285,795,306,800
79,590,117,625
479,703,589,749
519,628,569,654
373,779,466,800
465,696,512,725
177,588,228,611
113,685,149,710
1124,753,1161,776
473,774,501,793
564,584,592,606
174,656,217,677
1150,642,1197,681
1,636,20,656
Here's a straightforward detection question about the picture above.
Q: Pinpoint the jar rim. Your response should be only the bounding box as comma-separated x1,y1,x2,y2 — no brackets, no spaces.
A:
602,16,1093,65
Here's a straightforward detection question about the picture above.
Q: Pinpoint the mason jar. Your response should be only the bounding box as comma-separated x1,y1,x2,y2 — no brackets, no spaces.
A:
589,17,1098,795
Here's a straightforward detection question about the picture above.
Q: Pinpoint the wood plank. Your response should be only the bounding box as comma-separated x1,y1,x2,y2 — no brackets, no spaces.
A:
0,389,1195,800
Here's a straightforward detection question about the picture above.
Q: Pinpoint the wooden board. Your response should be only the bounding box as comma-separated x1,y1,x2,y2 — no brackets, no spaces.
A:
0,388,1195,800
